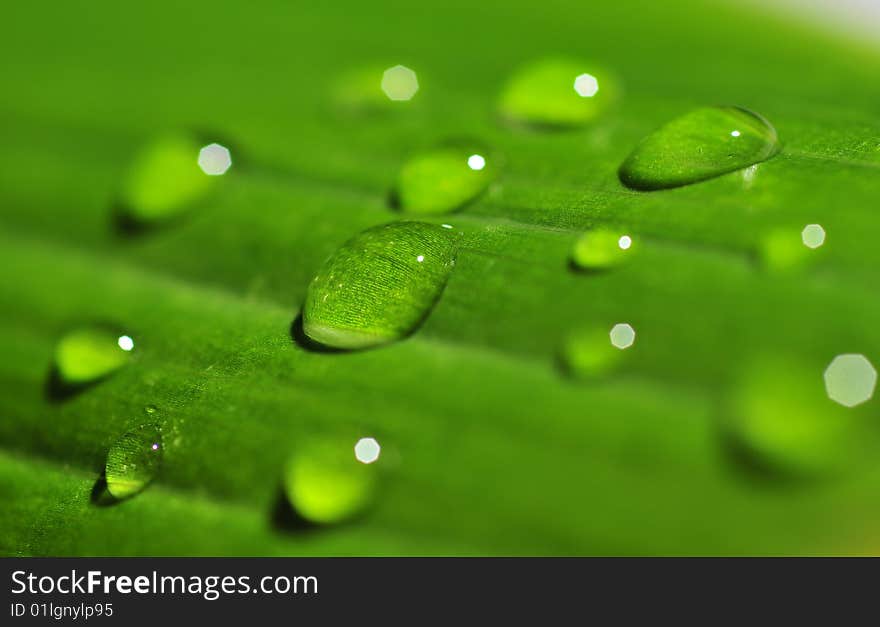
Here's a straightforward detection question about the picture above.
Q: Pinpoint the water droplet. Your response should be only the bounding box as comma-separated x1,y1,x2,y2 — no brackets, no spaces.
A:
759,226,816,272
283,437,378,524
354,437,381,464
619,106,779,190
824,354,876,407
144,405,158,415
801,224,826,249
395,146,493,215
197,143,232,175
381,64,419,101
118,134,218,226
302,222,457,349
561,327,624,378
609,323,636,349
499,59,616,128
53,325,134,386
105,424,163,500
571,228,634,270
725,355,864,475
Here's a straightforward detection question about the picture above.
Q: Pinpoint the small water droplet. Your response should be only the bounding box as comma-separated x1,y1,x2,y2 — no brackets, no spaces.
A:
571,228,635,270
118,134,219,226
283,437,378,524
561,327,624,378
499,59,617,128
759,227,814,272
825,354,876,408
302,222,457,349
395,147,493,214
381,64,419,101
725,355,866,475
105,424,163,500
619,106,779,190
53,325,134,386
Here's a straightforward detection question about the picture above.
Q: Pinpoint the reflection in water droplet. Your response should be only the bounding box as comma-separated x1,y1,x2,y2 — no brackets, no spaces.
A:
197,143,232,175
354,437,381,464
105,424,163,500
571,228,634,270
619,106,779,190
119,135,218,226
609,323,636,349
381,65,419,101
283,437,378,524
499,59,616,128
725,355,866,475
302,222,457,349
561,327,624,379
824,354,876,408
54,325,134,386
801,224,826,249
395,147,493,214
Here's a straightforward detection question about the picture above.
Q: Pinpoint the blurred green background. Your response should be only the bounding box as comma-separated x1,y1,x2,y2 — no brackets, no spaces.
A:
1,0,879,555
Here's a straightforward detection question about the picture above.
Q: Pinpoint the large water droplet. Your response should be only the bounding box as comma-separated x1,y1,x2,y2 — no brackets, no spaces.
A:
283,437,379,525
571,228,635,270
302,221,457,349
824,354,876,408
118,135,218,226
395,147,493,214
619,106,779,190
724,355,863,476
53,325,134,387
105,424,163,500
498,59,616,128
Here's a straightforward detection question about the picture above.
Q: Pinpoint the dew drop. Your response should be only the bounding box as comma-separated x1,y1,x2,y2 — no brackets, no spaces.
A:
381,64,419,101
118,134,219,226
571,228,635,270
725,355,866,476
53,325,134,387
354,437,381,464
801,224,826,249
302,221,457,349
283,437,378,525
395,147,493,214
619,106,779,190
561,327,624,379
609,323,636,349
498,59,617,128
105,424,163,500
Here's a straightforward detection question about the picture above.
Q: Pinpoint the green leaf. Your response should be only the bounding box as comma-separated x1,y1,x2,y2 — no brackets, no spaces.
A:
2,0,880,556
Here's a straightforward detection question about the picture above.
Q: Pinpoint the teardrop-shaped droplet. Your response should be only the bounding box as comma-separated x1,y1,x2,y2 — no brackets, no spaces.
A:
571,229,635,270
105,424,163,500
395,147,493,214
724,355,867,476
302,221,457,349
498,59,617,128
619,106,779,190
561,327,625,379
118,135,220,226
53,325,134,387
283,437,379,525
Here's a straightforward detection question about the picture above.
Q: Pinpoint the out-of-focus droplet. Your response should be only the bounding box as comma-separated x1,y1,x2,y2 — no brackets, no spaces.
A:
801,224,826,249
619,106,779,190
498,59,617,128
283,437,379,525
571,228,635,270
561,327,624,379
197,143,232,175
53,325,134,387
609,323,636,349
302,222,457,349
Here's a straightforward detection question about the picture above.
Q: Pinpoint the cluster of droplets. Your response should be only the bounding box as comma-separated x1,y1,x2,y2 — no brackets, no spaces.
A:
52,57,875,524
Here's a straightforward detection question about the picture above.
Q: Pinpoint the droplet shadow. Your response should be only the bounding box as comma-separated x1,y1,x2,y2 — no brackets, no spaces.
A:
44,365,99,403
270,489,319,534
289,314,346,354
90,473,120,507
